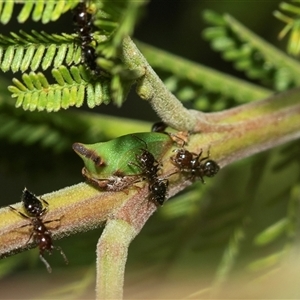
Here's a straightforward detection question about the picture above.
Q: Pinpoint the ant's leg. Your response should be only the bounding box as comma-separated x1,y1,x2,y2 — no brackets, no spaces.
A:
43,218,61,225
40,197,49,207
55,246,69,265
43,216,64,229
196,149,206,162
131,135,148,149
9,206,29,219
127,161,141,174
40,197,49,215
127,160,145,182
24,231,34,245
10,206,34,240
39,253,52,273
199,148,211,163
198,175,205,184
9,206,35,245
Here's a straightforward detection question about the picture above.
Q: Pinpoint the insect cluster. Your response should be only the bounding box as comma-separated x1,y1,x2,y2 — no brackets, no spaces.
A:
130,136,169,206
73,125,220,206
9,188,68,273
73,2,100,74
8,127,220,273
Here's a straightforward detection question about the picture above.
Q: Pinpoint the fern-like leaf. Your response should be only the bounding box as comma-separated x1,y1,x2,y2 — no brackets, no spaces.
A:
0,29,136,109
203,10,300,91
0,0,78,24
0,83,150,153
8,65,111,112
93,0,147,59
245,151,300,275
274,1,300,57
0,30,81,73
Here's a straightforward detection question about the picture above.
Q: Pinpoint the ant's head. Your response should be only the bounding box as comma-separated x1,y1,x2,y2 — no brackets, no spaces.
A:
202,160,220,177
22,188,44,217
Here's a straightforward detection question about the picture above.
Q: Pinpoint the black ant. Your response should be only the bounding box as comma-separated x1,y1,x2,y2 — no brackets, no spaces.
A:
73,2,100,74
132,136,161,181
129,135,169,206
171,148,220,183
151,121,188,147
151,121,168,133
9,188,68,273
149,179,169,206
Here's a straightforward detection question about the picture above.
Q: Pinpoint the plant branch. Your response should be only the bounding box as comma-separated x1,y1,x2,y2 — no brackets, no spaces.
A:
195,87,300,166
121,36,197,131
95,219,137,300
1,87,300,297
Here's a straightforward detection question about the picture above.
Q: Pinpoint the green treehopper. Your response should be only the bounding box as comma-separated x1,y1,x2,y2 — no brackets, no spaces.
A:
73,132,175,191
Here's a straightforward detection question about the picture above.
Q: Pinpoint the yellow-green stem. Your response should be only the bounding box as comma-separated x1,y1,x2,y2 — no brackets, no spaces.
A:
95,219,136,299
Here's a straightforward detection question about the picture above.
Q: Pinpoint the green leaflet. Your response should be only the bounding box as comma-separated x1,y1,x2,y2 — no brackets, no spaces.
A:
0,0,78,24
0,31,80,73
8,66,112,111
254,219,288,246
202,10,300,91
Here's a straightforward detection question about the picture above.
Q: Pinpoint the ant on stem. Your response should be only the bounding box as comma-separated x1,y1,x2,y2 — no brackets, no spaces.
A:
129,135,169,206
9,188,68,273
171,148,220,182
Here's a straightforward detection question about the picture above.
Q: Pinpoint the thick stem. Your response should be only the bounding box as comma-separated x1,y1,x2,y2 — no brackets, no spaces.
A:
121,36,197,131
0,183,126,258
95,219,136,300
193,87,300,167
95,178,191,299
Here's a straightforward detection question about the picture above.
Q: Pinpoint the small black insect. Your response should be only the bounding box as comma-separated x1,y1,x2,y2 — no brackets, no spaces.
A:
198,159,220,178
134,136,161,182
9,188,68,273
129,135,169,206
149,179,169,206
151,121,168,133
171,149,197,171
73,2,100,74
171,148,220,182
151,121,188,147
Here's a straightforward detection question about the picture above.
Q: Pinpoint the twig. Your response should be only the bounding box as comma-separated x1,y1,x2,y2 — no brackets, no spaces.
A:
121,36,197,131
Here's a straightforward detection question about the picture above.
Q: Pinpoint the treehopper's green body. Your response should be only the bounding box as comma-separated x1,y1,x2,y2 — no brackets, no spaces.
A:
73,132,173,190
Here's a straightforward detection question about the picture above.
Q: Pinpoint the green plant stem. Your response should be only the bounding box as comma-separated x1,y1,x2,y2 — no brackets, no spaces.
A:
96,219,136,299
121,36,197,131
